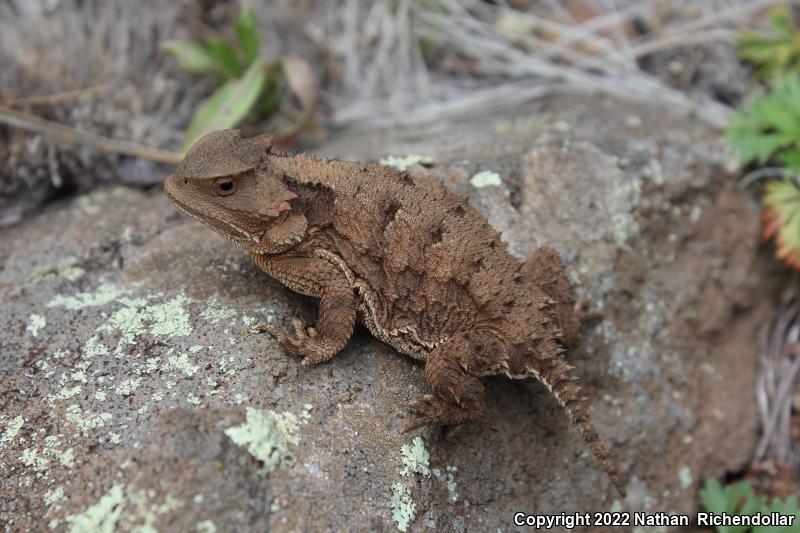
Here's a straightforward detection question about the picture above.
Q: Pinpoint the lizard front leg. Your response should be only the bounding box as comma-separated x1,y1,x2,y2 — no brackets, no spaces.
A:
253,254,357,366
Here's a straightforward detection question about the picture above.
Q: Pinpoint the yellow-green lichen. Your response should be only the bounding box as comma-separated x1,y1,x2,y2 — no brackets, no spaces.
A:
273,412,301,445
678,466,693,491
380,154,434,171
199,298,238,324
400,436,430,477
66,484,126,533
186,394,201,406
83,336,109,358
643,158,663,186
59,447,75,468
24,256,84,288
446,466,458,502
167,352,199,377
1,415,24,448
76,293,194,357
64,482,183,533
470,170,502,188
26,313,47,337
65,405,112,434
45,485,65,507
390,483,416,532
148,296,193,337
224,407,292,474
115,378,141,397
99,300,148,348
21,439,75,474
21,448,48,471
51,385,83,402
43,436,75,468
48,282,130,311
611,212,639,249
196,519,217,533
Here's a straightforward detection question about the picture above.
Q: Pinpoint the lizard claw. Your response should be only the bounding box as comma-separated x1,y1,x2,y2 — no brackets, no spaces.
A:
288,317,307,337
574,299,603,323
404,393,482,432
258,320,312,363
403,394,444,432
407,394,438,413
265,319,338,367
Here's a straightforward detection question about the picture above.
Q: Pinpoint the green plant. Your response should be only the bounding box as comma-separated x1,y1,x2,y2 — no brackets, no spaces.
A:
699,478,800,533
726,74,800,269
163,10,314,151
760,178,800,270
726,75,800,170
739,8,800,80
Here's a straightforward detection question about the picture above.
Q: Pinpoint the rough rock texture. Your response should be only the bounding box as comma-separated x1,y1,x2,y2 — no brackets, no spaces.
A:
0,94,775,532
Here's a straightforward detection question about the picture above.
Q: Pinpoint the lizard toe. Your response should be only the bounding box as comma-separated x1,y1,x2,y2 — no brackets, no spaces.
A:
403,415,439,433
289,317,308,337
293,338,339,366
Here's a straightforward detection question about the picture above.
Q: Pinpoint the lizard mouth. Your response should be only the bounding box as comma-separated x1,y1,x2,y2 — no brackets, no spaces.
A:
163,175,262,252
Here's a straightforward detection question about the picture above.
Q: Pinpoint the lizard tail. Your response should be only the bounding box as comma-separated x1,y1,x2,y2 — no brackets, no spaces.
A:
527,355,627,497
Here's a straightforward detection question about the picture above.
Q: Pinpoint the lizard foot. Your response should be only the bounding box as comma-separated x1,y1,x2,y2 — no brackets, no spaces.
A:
403,394,480,432
260,317,345,367
271,318,337,367
574,299,603,324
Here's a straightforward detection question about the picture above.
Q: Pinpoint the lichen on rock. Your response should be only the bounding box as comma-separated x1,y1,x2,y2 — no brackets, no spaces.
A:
224,407,292,474
389,482,416,532
399,436,430,478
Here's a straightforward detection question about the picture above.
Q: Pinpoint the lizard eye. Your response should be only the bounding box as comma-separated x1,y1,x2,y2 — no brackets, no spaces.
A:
213,178,238,196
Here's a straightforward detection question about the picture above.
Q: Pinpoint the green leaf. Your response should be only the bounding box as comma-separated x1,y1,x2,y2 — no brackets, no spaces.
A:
182,60,268,150
699,479,757,533
234,9,261,67
699,478,729,515
162,40,222,76
764,178,800,267
737,7,800,79
753,493,800,533
700,478,800,533
205,36,243,78
780,150,800,169
726,75,800,168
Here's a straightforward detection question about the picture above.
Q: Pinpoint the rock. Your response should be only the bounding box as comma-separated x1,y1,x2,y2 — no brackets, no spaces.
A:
0,93,774,531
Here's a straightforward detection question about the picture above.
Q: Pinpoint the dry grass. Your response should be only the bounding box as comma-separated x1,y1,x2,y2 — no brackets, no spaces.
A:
310,0,783,129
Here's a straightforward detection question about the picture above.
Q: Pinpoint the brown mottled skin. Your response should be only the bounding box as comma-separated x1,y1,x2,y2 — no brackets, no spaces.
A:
164,129,626,496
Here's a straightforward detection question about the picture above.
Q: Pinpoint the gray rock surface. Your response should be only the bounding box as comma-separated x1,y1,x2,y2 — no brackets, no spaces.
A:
0,94,775,532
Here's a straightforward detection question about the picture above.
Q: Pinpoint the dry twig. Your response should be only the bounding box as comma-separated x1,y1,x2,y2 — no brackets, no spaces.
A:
755,295,800,465
2,83,110,107
0,104,182,165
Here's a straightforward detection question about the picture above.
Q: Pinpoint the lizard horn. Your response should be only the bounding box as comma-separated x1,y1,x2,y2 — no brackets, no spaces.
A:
527,357,627,497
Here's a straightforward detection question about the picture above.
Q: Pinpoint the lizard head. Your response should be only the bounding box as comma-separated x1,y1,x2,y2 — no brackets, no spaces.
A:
164,129,307,255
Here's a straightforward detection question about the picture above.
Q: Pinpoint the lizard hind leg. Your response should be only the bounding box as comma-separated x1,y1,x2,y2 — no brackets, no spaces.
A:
529,355,627,497
523,246,582,347
404,332,492,432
